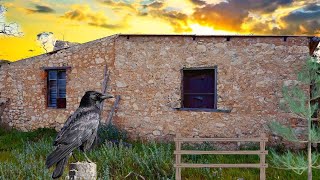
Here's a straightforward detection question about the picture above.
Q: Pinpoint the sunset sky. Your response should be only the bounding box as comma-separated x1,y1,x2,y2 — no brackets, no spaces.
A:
0,0,319,61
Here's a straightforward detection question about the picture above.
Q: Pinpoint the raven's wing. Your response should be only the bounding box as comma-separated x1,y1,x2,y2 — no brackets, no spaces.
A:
54,112,100,145
53,108,83,145
46,111,100,168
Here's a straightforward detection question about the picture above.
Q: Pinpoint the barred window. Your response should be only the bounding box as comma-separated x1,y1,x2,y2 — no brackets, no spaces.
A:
47,70,66,108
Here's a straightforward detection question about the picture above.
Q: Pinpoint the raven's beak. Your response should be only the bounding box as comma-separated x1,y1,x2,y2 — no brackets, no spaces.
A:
101,94,114,100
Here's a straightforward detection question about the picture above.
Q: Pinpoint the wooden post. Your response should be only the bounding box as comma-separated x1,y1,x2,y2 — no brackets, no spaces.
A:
100,64,109,114
106,95,120,125
260,133,267,180
173,134,268,179
67,162,97,180
175,133,182,180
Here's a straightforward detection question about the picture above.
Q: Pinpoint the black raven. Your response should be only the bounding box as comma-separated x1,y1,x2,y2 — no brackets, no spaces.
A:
45,91,113,179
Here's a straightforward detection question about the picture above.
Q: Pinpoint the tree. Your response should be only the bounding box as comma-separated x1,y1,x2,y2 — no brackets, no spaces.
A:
269,57,320,180
0,5,22,36
36,32,56,53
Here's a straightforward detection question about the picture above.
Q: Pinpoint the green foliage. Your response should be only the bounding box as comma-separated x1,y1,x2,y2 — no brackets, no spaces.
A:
131,142,174,179
0,138,54,179
0,129,319,179
269,121,299,142
282,86,308,117
269,57,320,178
270,57,320,142
0,128,56,151
270,150,320,175
97,123,128,144
297,58,320,85
310,126,320,142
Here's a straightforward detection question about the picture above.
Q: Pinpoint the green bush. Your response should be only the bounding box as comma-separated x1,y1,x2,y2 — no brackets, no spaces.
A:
0,128,56,151
97,123,128,144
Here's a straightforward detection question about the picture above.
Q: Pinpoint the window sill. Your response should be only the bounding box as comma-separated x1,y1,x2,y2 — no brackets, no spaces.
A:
175,108,231,113
47,107,66,110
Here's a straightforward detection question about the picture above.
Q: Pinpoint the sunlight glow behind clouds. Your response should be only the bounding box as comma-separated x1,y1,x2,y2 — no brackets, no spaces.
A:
0,0,319,61
190,24,234,35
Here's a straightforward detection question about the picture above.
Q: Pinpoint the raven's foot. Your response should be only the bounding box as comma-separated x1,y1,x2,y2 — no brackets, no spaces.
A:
84,152,93,163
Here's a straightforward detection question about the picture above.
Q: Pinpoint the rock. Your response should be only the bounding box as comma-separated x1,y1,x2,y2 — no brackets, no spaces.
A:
289,45,309,54
196,45,206,52
215,123,226,128
283,80,299,86
186,57,195,64
115,55,126,69
132,103,139,110
55,114,66,124
256,81,268,88
68,162,97,180
20,127,27,132
0,98,8,104
153,130,161,136
116,81,127,88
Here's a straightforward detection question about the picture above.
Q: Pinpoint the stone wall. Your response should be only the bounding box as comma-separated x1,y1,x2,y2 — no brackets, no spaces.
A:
0,35,117,131
0,35,310,140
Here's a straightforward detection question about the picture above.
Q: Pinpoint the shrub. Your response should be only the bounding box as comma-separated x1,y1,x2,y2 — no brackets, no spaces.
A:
97,123,127,145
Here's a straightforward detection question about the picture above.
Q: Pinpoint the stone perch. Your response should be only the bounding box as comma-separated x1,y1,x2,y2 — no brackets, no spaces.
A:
67,162,97,180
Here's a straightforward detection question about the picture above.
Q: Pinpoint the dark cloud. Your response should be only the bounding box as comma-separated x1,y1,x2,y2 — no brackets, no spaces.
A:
254,0,293,13
134,1,191,32
304,3,320,11
147,1,164,8
88,22,124,29
139,1,164,16
98,0,135,10
26,5,55,13
63,5,108,22
192,2,248,31
192,0,293,32
189,0,207,6
62,5,125,29
283,3,320,22
63,8,89,21
280,3,320,35
149,9,192,32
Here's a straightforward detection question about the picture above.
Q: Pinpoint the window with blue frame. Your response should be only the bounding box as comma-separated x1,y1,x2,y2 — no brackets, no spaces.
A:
182,67,217,109
47,70,66,108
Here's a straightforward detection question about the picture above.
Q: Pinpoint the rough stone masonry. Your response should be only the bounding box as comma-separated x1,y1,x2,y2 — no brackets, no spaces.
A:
0,34,316,140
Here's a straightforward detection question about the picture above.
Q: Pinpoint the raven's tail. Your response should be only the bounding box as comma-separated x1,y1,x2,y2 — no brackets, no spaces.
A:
52,156,68,179
46,143,76,168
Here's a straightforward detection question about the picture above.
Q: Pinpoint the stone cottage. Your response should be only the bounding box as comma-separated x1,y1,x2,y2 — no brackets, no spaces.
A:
0,34,319,140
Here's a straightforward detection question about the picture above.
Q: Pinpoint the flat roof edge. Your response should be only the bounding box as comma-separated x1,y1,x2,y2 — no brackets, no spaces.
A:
6,34,319,63
117,33,317,38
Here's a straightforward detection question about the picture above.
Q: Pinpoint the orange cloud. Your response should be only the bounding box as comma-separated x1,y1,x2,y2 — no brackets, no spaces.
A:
62,4,125,29
192,0,295,33
139,8,191,32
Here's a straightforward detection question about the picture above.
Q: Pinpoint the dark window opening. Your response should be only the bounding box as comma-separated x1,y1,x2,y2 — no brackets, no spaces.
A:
47,69,66,108
182,68,217,109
